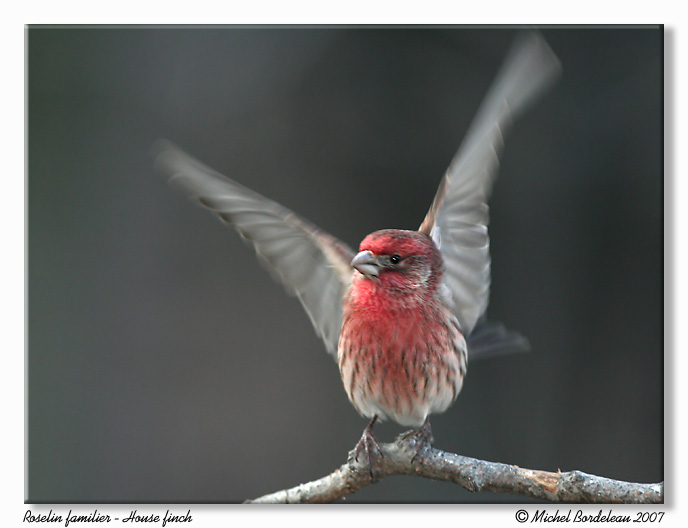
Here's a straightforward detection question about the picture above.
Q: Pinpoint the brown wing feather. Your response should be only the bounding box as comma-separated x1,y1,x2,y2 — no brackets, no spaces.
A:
153,140,355,356
420,31,561,334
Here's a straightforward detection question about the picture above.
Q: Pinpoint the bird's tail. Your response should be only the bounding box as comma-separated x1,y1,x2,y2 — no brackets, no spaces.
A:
465,319,530,361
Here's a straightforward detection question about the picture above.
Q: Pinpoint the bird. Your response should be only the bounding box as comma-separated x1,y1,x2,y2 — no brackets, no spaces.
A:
153,31,560,468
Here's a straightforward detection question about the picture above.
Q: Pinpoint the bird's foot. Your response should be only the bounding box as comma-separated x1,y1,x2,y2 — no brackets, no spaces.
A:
353,416,383,478
399,419,434,463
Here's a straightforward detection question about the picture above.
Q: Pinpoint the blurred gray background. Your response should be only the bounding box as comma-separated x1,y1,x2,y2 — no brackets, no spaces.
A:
28,26,663,503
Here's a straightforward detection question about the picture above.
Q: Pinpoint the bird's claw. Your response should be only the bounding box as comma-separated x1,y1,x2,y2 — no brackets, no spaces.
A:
354,417,383,478
399,420,434,463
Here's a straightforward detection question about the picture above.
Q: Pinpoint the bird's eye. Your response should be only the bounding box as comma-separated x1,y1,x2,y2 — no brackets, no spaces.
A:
389,254,402,265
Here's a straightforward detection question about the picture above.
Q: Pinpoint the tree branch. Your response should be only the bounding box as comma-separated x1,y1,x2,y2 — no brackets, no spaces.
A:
245,431,663,504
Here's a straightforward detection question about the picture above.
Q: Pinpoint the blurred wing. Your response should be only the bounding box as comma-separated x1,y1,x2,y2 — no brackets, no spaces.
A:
419,31,561,334
153,141,355,356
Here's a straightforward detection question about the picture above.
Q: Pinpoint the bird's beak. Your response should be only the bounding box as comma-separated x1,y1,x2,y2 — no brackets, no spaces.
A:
351,250,380,279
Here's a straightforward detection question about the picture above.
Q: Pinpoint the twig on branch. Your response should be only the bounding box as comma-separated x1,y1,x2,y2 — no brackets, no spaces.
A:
245,431,663,504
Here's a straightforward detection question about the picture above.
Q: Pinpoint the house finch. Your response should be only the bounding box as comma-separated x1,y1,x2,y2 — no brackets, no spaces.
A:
153,31,560,467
